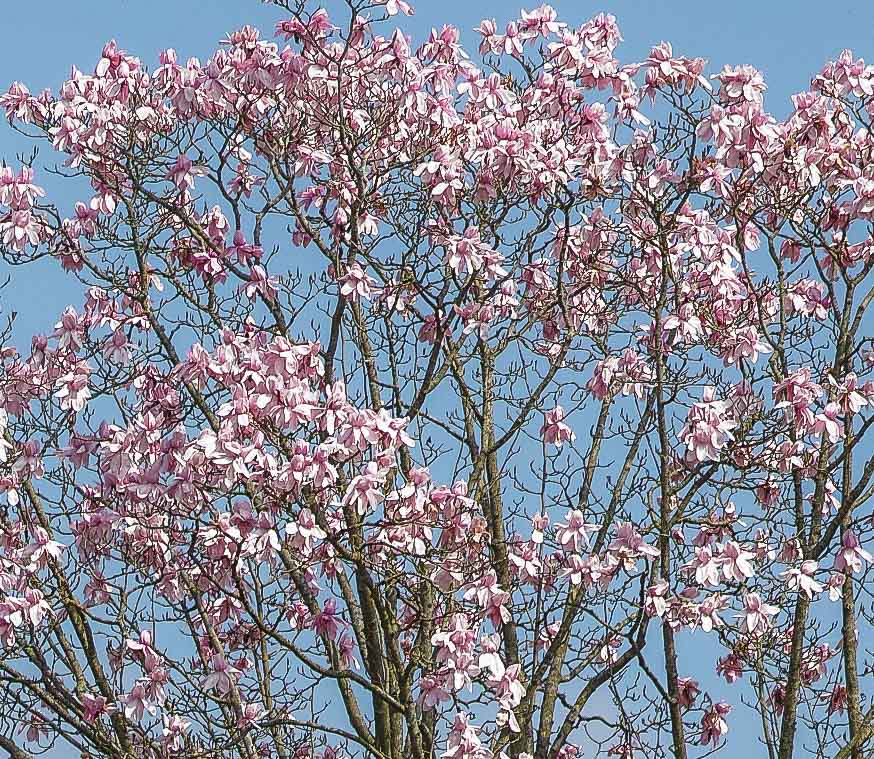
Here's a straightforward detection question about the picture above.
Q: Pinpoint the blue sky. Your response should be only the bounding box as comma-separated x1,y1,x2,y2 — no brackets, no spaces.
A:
1,1,870,107
0,0,871,336
1,1,872,755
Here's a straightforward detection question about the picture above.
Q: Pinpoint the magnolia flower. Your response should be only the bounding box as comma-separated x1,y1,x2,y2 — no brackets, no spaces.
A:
18,713,49,744
780,560,823,598
717,653,743,683
201,654,242,696
0,602,22,648
431,614,477,663
826,573,846,601
343,461,386,515
417,673,450,710
161,714,191,752
683,546,720,587
285,508,327,553
645,579,669,617
698,594,727,632
313,598,345,640
103,329,130,364
530,512,549,544
166,154,205,192
21,588,50,627
379,0,414,16
681,387,738,463
82,693,116,723
834,530,873,574
54,364,92,413
242,265,278,303
739,593,779,634
463,574,511,628
555,509,599,552
813,402,843,443
676,677,700,709
718,541,755,582
824,685,848,715
540,405,575,448
338,263,378,302
487,662,525,733
0,209,42,251
20,527,64,569
699,702,731,746
126,630,161,672
237,702,267,729
120,683,156,722
338,634,360,671
608,522,659,561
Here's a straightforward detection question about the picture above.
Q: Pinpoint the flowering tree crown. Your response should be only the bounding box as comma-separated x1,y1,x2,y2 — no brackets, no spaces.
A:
0,2,872,759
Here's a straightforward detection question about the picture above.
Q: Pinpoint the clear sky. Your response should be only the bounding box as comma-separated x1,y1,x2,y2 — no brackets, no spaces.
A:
0,1,871,755
2,1,871,108
0,0,872,336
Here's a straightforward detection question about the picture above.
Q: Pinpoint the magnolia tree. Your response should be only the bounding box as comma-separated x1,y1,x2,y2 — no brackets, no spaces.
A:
0,1,874,758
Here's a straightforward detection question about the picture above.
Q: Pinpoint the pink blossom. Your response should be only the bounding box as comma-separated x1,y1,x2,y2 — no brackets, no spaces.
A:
780,560,823,599
813,402,843,443
824,685,848,715
82,693,116,723
54,363,91,412
716,653,743,683
834,530,873,574
19,713,49,744
313,598,345,640
556,509,599,552
464,574,511,628
343,461,386,515
201,654,242,696
338,263,379,302
161,714,191,752
338,634,360,671
166,154,205,192
126,629,162,672
0,209,42,251
540,406,575,448
486,661,525,732
20,527,64,569
237,702,267,729
380,0,415,18
677,677,700,709
699,701,732,746
739,593,779,634
680,387,737,463
120,683,156,722
718,541,755,582
0,82,47,124
417,672,450,710
608,522,659,564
